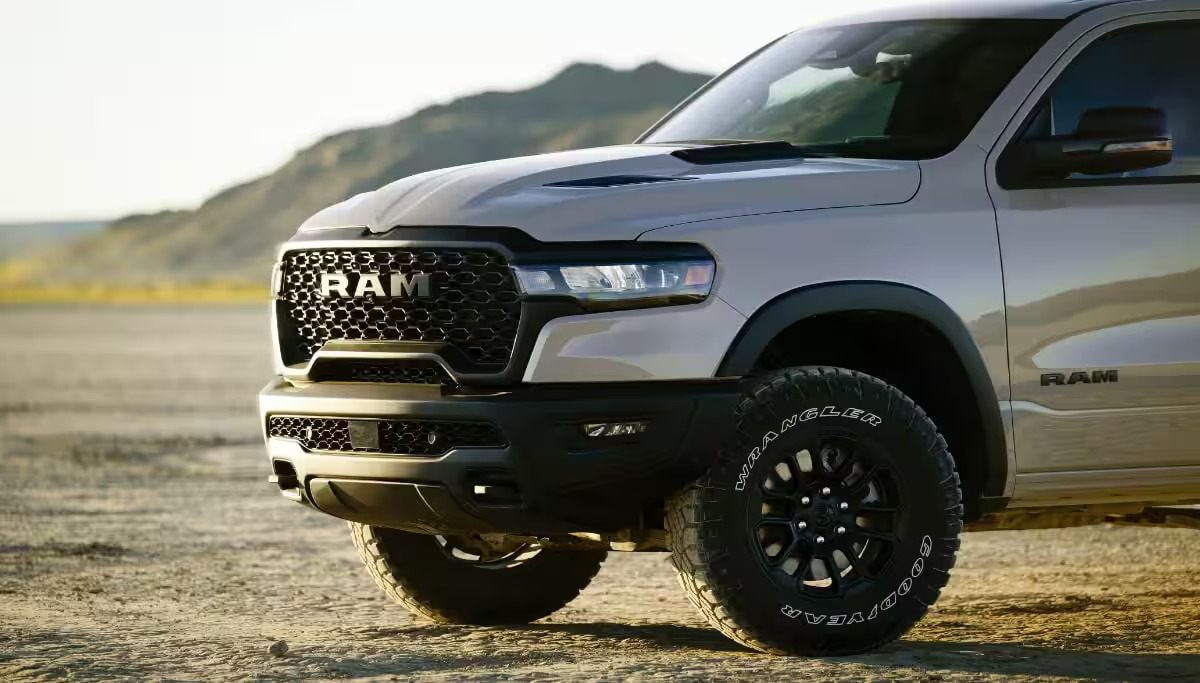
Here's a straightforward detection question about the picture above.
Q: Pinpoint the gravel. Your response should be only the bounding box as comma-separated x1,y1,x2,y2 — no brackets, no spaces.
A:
2,305,1198,681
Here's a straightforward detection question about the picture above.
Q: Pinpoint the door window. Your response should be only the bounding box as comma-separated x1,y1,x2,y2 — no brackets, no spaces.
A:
1012,20,1200,182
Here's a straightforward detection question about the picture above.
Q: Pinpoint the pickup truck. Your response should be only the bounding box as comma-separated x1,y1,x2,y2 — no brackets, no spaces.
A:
259,0,1200,655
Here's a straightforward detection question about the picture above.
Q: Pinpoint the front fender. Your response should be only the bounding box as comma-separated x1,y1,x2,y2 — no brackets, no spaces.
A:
718,281,1010,503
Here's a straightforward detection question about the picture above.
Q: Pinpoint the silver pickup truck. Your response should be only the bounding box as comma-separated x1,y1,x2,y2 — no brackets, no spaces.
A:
259,0,1200,656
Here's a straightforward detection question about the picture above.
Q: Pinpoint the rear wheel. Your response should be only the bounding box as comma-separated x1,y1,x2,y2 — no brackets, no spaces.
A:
350,523,607,624
667,366,962,655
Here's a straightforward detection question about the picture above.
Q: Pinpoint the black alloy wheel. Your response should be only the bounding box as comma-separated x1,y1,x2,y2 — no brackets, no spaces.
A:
432,534,543,569
666,367,963,656
752,434,902,598
351,524,607,625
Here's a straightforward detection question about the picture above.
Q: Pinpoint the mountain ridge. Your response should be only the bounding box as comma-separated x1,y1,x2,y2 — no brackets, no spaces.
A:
0,221,107,260
1,62,710,290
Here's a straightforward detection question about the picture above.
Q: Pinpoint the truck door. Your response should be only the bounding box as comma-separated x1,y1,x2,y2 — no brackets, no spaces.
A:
988,17,1200,476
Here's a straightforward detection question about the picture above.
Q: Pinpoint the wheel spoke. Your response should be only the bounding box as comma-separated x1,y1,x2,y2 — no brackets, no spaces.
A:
755,516,792,533
831,449,857,482
825,557,845,596
436,535,540,567
756,519,805,568
772,537,808,571
782,453,805,485
781,537,806,563
859,503,898,515
836,539,873,581
847,463,884,498
760,484,792,501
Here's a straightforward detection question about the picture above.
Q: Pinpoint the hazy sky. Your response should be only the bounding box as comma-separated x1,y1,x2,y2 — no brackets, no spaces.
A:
2,0,897,222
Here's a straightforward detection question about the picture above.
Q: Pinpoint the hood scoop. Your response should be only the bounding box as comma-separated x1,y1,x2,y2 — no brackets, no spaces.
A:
544,174,695,188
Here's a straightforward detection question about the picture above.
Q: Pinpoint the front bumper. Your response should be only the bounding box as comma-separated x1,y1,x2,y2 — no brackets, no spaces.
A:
259,378,742,534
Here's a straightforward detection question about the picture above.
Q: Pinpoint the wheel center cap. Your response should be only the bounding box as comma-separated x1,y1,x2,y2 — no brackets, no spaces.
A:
814,501,838,528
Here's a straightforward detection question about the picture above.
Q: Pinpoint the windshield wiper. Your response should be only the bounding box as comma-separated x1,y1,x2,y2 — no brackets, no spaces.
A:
670,140,808,165
666,136,951,164
789,137,951,160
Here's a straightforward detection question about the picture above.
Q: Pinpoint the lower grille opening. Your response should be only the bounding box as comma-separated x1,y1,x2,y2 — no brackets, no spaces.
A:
268,416,505,456
310,360,456,387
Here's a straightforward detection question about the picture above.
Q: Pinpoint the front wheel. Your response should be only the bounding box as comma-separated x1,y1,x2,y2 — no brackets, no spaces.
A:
351,524,607,625
667,367,962,656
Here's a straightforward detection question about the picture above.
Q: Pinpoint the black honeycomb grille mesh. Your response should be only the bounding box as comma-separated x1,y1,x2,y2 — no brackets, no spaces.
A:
278,248,521,366
268,416,504,456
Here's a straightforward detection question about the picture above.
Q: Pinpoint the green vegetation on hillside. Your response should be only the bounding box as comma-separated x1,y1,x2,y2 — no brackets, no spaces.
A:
1,63,709,298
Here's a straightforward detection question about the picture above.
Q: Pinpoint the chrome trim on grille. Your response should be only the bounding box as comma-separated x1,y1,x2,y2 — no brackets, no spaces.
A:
282,341,457,383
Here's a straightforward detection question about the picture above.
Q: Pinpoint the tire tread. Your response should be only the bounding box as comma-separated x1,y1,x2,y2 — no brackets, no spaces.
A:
666,366,963,656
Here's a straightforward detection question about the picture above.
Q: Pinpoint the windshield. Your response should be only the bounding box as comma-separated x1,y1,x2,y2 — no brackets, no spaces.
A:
642,20,1061,159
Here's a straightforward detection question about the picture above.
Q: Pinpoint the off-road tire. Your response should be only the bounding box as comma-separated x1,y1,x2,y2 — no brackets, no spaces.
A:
350,523,607,625
666,366,962,656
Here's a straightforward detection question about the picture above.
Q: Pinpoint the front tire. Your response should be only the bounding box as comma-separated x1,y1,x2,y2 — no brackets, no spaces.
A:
666,367,962,655
351,524,607,625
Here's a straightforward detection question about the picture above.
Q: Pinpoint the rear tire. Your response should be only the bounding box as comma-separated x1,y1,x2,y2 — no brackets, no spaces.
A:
666,366,962,655
350,523,607,625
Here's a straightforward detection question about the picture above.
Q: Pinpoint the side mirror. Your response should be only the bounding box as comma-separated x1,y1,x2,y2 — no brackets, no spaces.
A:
1018,107,1173,181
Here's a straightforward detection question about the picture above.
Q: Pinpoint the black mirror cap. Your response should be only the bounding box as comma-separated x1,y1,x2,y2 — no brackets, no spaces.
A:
1075,107,1167,139
1001,107,1173,185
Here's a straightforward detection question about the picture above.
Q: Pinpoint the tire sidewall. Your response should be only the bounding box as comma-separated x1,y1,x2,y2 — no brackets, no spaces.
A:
702,370,959,649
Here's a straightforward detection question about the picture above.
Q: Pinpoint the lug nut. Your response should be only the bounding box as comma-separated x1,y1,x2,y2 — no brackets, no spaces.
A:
796,521,807,531
821,487,832,496
815,535,826,544
836,526,847,535
839,502,849,511
800,496,811,505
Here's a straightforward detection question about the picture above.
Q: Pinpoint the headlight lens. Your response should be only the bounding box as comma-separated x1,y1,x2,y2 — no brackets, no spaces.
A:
513,260,715,307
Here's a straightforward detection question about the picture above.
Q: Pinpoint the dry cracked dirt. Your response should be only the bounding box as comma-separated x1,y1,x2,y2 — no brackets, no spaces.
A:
2,305,1199,681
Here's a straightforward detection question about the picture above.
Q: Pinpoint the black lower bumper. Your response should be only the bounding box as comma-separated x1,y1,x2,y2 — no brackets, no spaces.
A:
258,378,742,534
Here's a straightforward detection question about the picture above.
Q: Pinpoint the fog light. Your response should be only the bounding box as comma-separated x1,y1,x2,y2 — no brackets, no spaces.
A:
584,421,648,438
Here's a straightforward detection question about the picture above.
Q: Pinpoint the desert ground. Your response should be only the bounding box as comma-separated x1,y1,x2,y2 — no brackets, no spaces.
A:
1,304,1199,681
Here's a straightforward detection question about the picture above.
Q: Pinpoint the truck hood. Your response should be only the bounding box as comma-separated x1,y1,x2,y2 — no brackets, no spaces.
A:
300,144,921,240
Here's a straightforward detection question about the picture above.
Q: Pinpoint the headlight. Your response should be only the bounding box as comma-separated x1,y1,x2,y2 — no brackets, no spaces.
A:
513,259,715,309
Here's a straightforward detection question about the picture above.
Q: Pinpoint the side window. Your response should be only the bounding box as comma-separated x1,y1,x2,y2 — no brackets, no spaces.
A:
1012,20,1200,182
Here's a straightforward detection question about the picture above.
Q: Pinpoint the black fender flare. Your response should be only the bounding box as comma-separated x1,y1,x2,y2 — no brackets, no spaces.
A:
717,281,1009,502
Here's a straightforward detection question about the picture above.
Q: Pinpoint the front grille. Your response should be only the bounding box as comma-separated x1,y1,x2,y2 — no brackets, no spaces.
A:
277,247,521,367
268,416,505,456
310,360,456,386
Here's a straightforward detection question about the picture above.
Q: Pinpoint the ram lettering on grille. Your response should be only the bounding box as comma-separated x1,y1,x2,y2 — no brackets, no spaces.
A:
277,248,521,367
